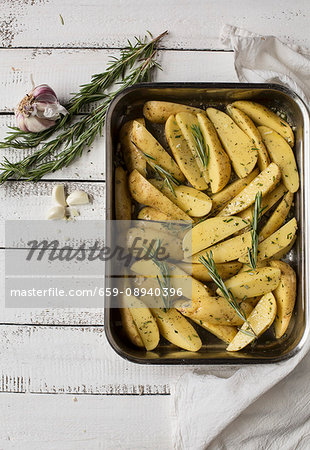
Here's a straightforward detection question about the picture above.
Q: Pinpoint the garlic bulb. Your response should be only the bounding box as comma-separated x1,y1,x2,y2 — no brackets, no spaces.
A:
15,84,68,133
66,190,89,206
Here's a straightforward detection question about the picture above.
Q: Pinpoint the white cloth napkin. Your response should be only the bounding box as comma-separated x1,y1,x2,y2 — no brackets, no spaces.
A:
172,25,310,450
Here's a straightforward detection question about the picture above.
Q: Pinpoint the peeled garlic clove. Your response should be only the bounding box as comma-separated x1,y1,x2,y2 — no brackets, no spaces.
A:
47,206,65,220
66,190,89,206
69,207,80,218
52,185,66,206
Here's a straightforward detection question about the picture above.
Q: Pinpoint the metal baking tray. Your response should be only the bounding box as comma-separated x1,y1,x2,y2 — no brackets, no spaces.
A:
104,82,309,365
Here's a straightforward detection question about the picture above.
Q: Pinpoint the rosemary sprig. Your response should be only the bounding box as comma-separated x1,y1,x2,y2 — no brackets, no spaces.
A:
199,251,257,338
191,124,209,169
138,149,180,197
144,239,172,310
0,31,168,182
247,191,264,271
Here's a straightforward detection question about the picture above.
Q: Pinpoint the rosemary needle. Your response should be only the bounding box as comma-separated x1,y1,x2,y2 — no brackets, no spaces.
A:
191,124,209,169
143,239,172,310
199,251,257,339
0,31,168,182
247,191,264,271
137,148,180,197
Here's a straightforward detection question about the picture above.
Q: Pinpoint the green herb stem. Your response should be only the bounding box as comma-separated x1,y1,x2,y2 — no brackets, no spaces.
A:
199,251,257,339
0,31,168,182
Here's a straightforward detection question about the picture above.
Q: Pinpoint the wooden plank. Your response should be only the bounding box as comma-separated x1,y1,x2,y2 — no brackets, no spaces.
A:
0,180,105,247
0,393,173,449
0,325,206,394
0,0,309,49
0,48,237,112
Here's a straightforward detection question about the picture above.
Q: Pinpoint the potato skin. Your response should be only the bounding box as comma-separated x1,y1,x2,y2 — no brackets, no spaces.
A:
227,105,270,171
119,119,147,176
197,113,231,193
227,292,277,351
211,169,259,214
218,267,281,298
258,126,299,193
120,307,144,348
232,101,294,147
128,169,192,222
131,121,185,183
149,179,212,218
270,260,297,338
239,218,298,263
218,163,281,216
206,107,258,178
260,191,293,241
144,101,204,123
165,115,208,190
151,308,202,351
115,166,131,220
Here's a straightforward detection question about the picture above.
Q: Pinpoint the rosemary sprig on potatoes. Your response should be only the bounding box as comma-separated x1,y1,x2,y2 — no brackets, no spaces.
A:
199,252,257,338
247,191,264,270
191,124,209,169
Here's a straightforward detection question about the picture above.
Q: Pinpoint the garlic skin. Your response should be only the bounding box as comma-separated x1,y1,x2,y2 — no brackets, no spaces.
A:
52,185,66,206
15,84,68,133
46,206,65,220
66,190,89,206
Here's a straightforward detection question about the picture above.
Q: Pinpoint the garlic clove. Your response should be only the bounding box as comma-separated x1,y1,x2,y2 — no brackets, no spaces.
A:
52,185,66,206
66,190,89,206
47,206,65,220
69,207,80,218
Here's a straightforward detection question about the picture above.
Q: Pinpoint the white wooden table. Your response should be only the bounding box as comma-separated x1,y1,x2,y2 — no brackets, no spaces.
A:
0,1,309,448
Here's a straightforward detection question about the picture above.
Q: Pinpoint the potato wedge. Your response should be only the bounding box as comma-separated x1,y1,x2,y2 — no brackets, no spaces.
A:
128,170,192,221
115,166,132,220
258,126,299,193
143,101,204,124
177,261,242,282
151,308,202,351
269,260,297,338
124,296,160,351
192,319,237,344
227,105,270,170
191,229,252,263
239,218,297,263
183,216,250,257
138,207,172,221
126,226,183,261
197,113,231,193
217,267,281,298
232,101,294,147
175,112,209,183
272,236,296,260
119,119,147,176
177,297,253,326
260,192,294,241
218,163,281,216
206,107,258,178
149,179,212,217
131,121,185,182
120,307,144,348
211,168,259,213
165,115,208,190
238,183,287,222
130,260,247,325
227,292,277,351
